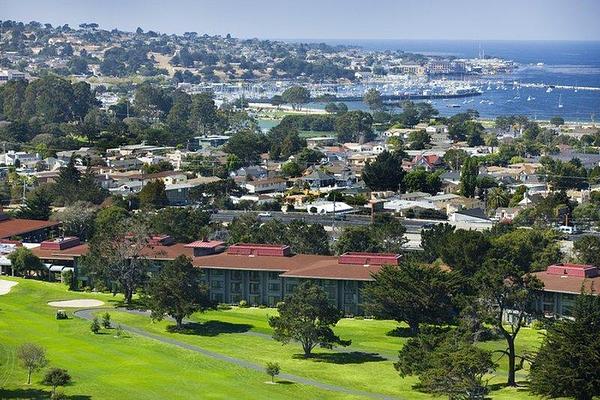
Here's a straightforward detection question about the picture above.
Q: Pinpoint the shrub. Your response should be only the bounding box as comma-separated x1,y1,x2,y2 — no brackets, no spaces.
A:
530,319,545,330
258,304,267,309
90,317,100,334
51,392,68,400
60,270,75,290
102,312,111,329
238,300,249,308
115,324,125,338
55,310,68,320
217,304,232,311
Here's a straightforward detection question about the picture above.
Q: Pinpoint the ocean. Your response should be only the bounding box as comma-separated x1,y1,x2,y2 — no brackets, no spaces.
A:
294,39,600,122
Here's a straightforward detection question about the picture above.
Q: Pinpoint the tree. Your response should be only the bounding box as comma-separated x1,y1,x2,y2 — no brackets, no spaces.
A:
573,235,600,267
486,187,510,211
403,169,441,194
268,282,350,357
362,151,405,191
459,157,478,198
42,368,71,397
443,148,469,171
16,185,53,220
265,362,280,383
188,92,219,135
53,201,97,241
420,223,455,263
17,343,47,384
396,332,496,399
363,262,456,335
138,180,169,209
224,130,267,165
476,259,542,386
371,214,408,254
149,207,211,243
281,161,303,177
281,86,310,110
147,255,215,329
102,312,111,329
529,294,600,400
8,247,44,277
440,229,490,278
90,317,100,334
363,89,383,110
550,116,565,127
82,217,150,304
334,110,373,142
334,226,381,254
407,130,431,150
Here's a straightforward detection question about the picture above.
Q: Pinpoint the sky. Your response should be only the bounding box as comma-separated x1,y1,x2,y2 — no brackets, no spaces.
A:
2,0,600,41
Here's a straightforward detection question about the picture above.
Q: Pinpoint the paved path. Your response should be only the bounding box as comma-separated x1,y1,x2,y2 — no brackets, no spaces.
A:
75,308,399,400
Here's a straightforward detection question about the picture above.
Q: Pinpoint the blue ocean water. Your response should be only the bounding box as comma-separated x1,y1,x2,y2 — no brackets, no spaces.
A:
296,39,600,121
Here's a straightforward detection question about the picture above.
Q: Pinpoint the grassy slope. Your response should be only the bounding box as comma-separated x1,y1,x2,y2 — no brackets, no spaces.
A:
110,307,542,399
0,278,543,399
0,278,360,400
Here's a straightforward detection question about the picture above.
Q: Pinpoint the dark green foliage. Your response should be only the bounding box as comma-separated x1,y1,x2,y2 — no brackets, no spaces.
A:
149,207,211,243
420,223,455,263
281,86,310,110
224,130,268,165
90,317,100,334
573,235,600,267
138,180,169,209
16,185,53,220
268,282,350,356
396,331,496,399
529,295,600,400
334,110,374,142
459,157,478,198
362,151,405,191
363,262,457,335
227,215,330,255
8,247,44,277
265,362,281,383
42,368,71,397
440,229,491,277
403,169,442,194
147,255,215,329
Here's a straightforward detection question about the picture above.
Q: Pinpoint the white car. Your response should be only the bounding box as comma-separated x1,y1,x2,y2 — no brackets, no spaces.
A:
557,225,578,235
257,212,272,218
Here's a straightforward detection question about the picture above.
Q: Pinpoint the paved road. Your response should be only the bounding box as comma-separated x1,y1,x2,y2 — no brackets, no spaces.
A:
74,308,398,400
211,210,433,233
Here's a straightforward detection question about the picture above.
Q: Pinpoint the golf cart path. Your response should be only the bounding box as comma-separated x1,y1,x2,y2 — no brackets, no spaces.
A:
75,308,398,400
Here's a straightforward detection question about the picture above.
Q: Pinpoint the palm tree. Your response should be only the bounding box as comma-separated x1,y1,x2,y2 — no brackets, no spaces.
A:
486,187,510,211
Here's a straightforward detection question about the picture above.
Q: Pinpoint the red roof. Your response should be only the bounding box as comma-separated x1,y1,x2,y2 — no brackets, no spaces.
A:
339,252,400,266
40,237,81,250
185,240,225,249
0,218,60,239
227,244,291,257
546,263,598,278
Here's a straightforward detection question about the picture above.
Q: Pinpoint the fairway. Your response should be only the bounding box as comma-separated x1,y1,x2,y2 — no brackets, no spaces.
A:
0,278,542,399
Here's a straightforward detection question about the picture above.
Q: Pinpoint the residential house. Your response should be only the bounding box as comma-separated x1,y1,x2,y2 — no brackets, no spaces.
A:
245,178,287,194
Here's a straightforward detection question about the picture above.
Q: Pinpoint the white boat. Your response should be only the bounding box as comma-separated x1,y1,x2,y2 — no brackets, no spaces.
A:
527,96,535,101
558,94,563,108
546,87,553,93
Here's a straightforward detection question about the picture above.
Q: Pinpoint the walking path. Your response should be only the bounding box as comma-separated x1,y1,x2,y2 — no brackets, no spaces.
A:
74,308,398,400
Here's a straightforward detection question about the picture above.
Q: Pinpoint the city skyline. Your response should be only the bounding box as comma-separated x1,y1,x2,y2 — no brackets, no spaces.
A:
2,0,600,41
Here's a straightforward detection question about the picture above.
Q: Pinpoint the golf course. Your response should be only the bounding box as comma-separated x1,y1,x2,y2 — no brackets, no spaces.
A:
0,277,542,399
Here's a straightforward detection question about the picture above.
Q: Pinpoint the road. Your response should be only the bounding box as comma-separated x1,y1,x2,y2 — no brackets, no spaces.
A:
211,210,433,233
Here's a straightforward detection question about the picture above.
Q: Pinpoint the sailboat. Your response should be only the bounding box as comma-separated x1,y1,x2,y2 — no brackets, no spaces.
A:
527,95,535,101
558,94,563,108
546,87,553,93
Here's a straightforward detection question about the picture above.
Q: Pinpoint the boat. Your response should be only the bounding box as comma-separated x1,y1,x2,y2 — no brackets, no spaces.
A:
449,104,461,108
536,62,544,67
558,94,563,108
546,87,553,93
527,96,535,101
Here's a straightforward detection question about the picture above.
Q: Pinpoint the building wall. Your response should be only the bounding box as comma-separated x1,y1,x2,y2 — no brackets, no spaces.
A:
199,269,366,315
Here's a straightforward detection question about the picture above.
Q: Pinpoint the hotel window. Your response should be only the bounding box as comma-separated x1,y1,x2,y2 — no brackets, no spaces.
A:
561,294,576,317
249,295,261,306
268,272,280,280
286,283,298,293
249,282,261,294
211,281,223,290
249,271,260,281
231,271,242,281
211,293,223,303
542,292,555,314
230,294,242,303
212,270,224,277
230,282,242,293
268,283,281,292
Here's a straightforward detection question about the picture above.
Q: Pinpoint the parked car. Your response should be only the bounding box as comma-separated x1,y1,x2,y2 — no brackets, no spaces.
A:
258,212,272,218
556,225,578,235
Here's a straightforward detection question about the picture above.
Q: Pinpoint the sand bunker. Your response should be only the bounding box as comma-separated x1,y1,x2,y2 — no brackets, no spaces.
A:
48,299,105,308
0,280,18,295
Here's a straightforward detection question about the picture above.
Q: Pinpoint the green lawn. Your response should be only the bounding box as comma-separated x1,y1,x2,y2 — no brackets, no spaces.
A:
0,278,362,400
0,278,543,399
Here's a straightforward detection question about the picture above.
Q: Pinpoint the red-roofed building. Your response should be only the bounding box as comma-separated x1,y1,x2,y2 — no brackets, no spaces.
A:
411,154,444,171
0,214,60,242
532,263,599,319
